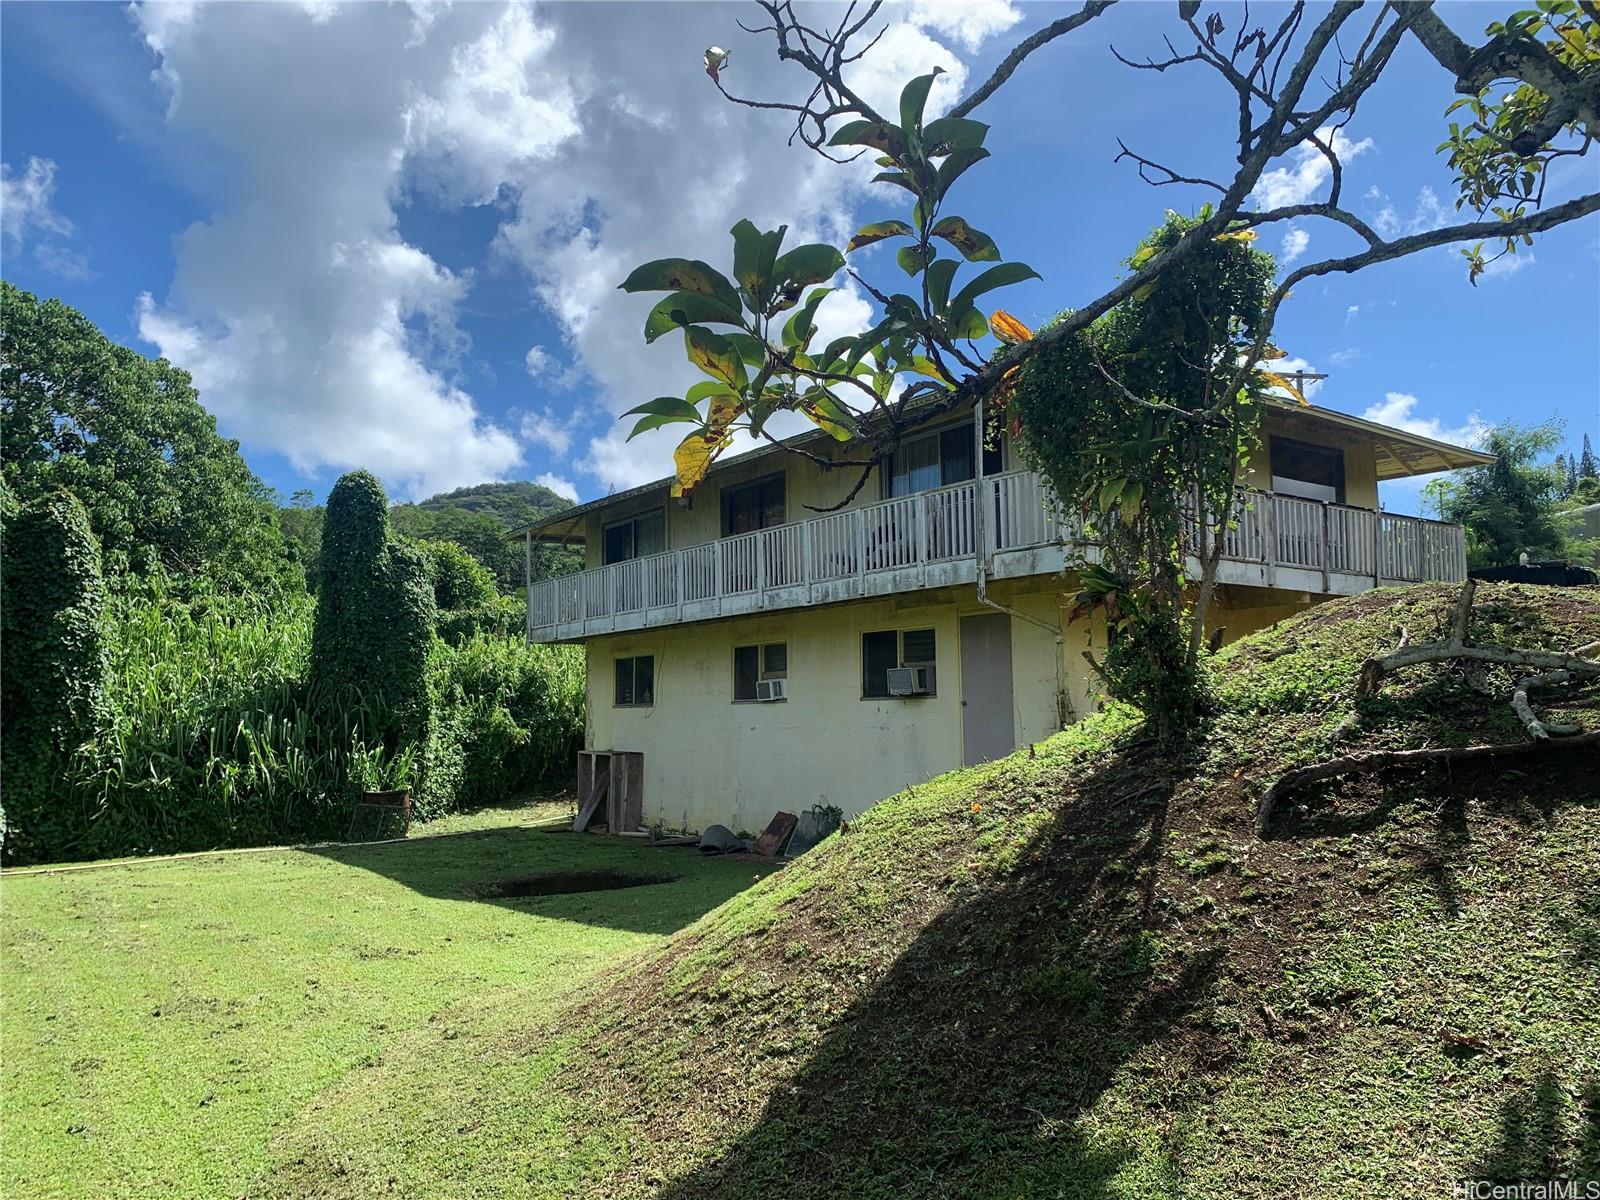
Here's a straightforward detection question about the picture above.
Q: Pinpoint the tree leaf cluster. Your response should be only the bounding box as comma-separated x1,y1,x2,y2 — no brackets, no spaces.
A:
1,282,297,595
617,70,1040,494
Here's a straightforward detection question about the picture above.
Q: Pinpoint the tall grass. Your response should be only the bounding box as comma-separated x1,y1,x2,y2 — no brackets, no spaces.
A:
15,579,583,864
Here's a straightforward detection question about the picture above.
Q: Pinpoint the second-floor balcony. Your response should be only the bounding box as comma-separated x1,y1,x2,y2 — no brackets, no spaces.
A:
526,470,1468,643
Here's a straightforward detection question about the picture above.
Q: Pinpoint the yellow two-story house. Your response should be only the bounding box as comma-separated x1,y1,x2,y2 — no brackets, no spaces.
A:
520,400,1489,835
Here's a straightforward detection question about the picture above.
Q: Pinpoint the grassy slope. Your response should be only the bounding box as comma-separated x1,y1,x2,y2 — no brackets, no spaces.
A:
0,803,766,1200
265,584,1600,1199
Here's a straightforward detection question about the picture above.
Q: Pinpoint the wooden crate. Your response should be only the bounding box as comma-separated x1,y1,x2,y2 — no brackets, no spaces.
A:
574,751,644,834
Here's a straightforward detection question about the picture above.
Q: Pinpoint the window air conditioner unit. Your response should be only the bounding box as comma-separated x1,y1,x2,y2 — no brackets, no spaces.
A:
755,677,788,702
886,665,934,697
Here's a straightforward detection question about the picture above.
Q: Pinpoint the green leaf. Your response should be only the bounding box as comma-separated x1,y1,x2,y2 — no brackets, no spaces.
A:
818,335,858,370
622,396,703,442
643,291,745,344
723,331,769,369
847,220,915,253
933,146,990,199
899,68,944,139
896,244,934,277
685,380,738,406
782,287,834,349
1098,478,1126,514
730,219,787,310
1119,481,1143,524
846,317,900,370
619,259,741,311
772,244,845,292
929,216,1000,261
871,171,920,195
944,303,989,341
926,259,959,313
683,326,746,389
1129,245,1160,269
948,261,1042,319
901,356,946,382
623,395,702,420
826,119,909,159
920,116,987,155
799,390,858,441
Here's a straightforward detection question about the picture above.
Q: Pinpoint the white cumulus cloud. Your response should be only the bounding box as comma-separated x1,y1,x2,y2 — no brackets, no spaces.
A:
1362,392,1488,448
1,156,87,278
1251,129,1373,210
131,2,529,499
1279,225,1310,266
126,1,1025,498
907,1,1022,52
521,406,579,457
534,471,578,501
1,156,72,244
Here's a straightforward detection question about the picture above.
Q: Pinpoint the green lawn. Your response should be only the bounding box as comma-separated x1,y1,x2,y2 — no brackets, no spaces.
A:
0,802,762,1199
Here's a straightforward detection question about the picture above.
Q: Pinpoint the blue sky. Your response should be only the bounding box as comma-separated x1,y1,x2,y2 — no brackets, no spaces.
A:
3,1,1596,513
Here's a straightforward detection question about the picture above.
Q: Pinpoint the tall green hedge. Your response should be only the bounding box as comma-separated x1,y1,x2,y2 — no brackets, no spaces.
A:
311,471,435,745
1,492,110,859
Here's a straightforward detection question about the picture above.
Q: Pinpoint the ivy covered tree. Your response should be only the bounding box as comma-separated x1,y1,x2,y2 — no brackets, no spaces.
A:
0,283,295,594
1,492,110,861
1010,213,1276,736
616,1,1599,735
310,471,436,747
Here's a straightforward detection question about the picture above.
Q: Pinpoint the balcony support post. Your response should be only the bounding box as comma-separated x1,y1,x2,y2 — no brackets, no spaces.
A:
1320,501,1331,593
757,532,768,608
1263,492,1277,588
853,508,867,597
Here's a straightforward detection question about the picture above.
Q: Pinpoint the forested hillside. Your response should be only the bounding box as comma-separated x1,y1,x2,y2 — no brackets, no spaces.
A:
392,481,580,592
281,480,579,595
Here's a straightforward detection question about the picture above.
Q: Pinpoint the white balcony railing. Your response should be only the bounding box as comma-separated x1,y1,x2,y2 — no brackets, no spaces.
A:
527,471,1468,641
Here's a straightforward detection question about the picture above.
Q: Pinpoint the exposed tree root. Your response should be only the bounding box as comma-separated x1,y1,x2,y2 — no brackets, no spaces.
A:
1356,580,1600,737
1257,582,1600,836
1255,732,1600,836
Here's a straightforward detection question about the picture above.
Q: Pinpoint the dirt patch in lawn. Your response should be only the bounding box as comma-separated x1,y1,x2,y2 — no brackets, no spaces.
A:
468,870,678,899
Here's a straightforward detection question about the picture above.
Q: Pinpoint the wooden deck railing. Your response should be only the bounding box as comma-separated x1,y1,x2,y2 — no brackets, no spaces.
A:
527,471,1468,641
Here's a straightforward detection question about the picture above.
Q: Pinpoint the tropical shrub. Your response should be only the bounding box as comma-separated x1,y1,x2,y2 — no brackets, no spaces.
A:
0,577,584,865
0,492,110,860
420,539,499,611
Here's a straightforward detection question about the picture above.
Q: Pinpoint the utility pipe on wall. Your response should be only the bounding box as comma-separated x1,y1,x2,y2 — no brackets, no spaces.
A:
971,395,1075,730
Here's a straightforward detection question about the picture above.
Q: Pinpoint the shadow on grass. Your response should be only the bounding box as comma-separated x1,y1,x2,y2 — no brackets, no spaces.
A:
634,736,1600,1199
304,823,760,937
1472,1068,1600,1183
642,742,1221,1200
1269,754,1599,920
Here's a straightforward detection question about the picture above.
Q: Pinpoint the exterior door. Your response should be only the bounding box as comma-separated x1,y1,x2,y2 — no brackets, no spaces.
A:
960,613,1015,766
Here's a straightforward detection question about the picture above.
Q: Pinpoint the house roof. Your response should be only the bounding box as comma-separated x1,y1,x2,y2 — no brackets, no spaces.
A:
511,395,1495,544
1266,400,1495,480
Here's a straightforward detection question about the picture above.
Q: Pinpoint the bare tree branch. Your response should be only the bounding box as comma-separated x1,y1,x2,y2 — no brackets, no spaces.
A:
950,1,1116,118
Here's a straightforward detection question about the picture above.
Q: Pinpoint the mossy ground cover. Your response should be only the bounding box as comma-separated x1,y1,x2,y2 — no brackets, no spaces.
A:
0,800,765,1199
257,584,1599,1199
